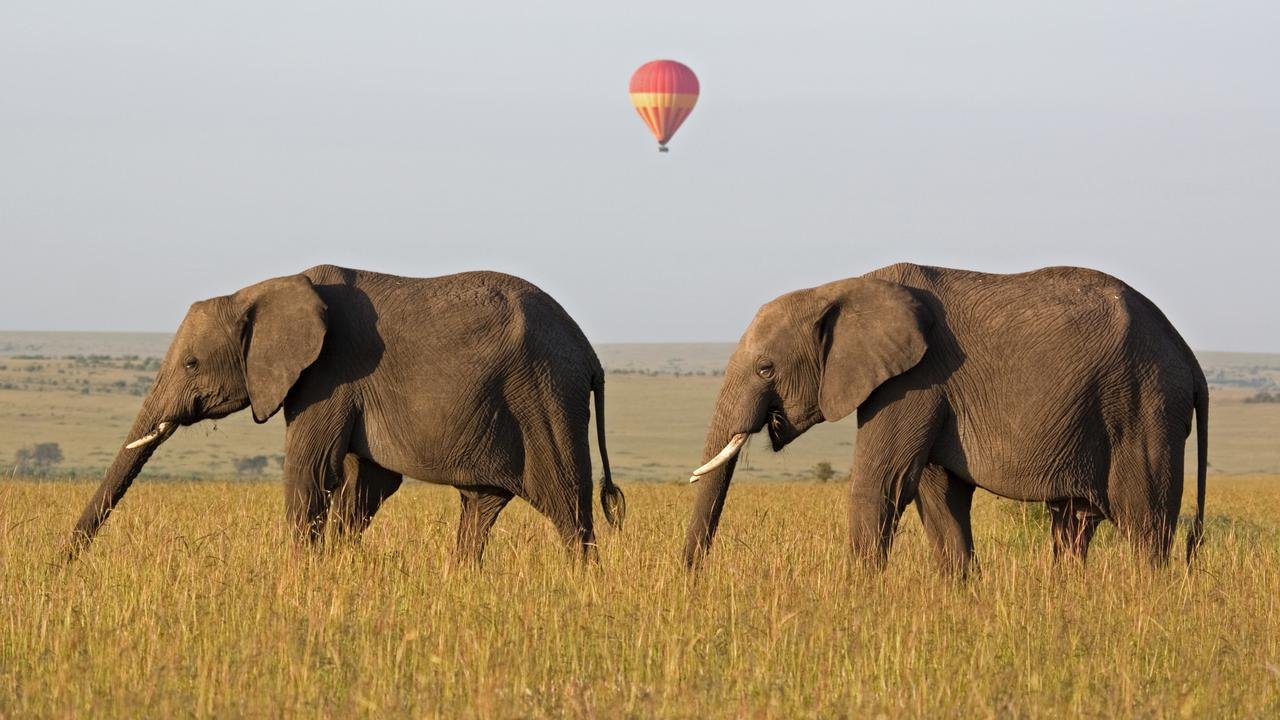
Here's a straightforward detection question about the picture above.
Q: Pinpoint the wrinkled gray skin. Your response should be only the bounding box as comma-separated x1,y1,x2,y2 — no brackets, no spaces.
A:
68,265,625,562
686,264,1207,575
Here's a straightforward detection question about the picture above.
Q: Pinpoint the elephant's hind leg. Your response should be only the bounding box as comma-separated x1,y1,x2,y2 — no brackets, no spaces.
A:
1048,499,1102,563
1108,429,1184,566
330,454,403,539
457,486,514,564
914,465,977,578
522,478,597,562
518,408,597,562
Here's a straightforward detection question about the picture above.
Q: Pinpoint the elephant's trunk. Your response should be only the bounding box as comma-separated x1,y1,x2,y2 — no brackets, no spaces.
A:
684,381,756,569
66,392,175,560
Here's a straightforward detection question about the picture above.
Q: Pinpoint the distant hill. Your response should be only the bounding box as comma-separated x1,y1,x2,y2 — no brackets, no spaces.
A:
0,332,739,374
0,331,1276,388
594,343,734,375
0,331,173,359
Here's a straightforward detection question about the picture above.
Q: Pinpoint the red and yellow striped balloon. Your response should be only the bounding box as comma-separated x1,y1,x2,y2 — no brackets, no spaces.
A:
629,60,699,152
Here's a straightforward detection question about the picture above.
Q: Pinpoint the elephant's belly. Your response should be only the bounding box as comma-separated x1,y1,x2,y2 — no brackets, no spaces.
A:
929,395,1114,501
934,436,1106,502
351,404,524,487
969,471,1080,502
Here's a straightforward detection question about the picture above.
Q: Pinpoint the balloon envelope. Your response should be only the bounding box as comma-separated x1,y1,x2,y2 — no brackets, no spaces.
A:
629,60,699,150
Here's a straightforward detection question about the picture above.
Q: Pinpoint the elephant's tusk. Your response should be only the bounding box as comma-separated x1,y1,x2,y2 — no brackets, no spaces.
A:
124,421,174,450
688,433,748,483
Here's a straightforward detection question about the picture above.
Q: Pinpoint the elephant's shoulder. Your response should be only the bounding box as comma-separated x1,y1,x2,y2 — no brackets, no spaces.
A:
302,264,360,285
863,262,946,287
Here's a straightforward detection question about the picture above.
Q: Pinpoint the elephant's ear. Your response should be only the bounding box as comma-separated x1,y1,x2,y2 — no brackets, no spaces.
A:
235,275,328,423
815,278,932,422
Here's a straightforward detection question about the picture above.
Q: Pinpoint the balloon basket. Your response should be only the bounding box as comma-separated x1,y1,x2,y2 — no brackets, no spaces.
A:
658,145,669,153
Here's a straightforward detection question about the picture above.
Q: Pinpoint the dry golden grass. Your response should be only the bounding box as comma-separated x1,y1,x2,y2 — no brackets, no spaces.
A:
3,343,1278,716
2,477,1278,718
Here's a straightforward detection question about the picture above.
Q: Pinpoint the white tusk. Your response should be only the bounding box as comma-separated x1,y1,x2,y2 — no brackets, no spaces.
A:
688,433,748,483
124,421,173,450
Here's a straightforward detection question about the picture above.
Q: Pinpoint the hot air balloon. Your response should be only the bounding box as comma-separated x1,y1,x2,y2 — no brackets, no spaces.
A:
629,60,699,152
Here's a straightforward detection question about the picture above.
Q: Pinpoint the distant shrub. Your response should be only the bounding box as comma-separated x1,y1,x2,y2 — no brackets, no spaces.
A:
1244,391,1280,404
812,461,837,482
234,455,269,477
13,442,64,476
122,357,161,372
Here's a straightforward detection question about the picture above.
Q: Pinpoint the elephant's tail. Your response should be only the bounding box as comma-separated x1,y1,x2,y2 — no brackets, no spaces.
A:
593,373,626,530
1185,365,1208,563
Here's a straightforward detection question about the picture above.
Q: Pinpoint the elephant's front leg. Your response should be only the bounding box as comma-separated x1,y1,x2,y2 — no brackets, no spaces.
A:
848,473,915,569
847,404,941,568
282,410,355,544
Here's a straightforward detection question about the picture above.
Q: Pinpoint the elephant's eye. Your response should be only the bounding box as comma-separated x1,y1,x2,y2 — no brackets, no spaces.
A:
757,363,775,380
183,356,198,371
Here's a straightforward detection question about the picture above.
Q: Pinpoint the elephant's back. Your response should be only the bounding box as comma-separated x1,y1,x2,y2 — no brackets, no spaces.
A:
866,262,1130,306
916,265,1193,381
884,264,1198,462
307,265,600,379
429,271,600,376
306,265,543,307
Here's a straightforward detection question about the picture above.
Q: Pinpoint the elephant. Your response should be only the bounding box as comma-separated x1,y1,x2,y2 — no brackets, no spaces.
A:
67,265,625,562
684,263,1206,575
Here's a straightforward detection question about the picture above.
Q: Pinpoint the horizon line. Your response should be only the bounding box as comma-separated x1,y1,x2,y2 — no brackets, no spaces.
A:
0,329,1276,356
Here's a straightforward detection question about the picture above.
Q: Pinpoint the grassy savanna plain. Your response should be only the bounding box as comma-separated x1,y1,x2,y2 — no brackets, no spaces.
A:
1,334,1279,717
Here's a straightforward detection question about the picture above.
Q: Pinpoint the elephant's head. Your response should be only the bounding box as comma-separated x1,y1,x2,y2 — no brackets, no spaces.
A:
66,274,327,559
684,277,933,567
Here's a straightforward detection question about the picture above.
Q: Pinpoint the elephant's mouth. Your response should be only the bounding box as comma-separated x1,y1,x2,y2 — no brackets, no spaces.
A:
689,407,803,483
766,408,791,451
197,395,249,421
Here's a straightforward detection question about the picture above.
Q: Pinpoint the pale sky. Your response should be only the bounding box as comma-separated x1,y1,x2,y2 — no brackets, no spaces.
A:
2,2,1277,350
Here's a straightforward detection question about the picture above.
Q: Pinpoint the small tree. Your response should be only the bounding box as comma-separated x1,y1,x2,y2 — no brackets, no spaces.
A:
234,455,269,477
812,461,836,482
